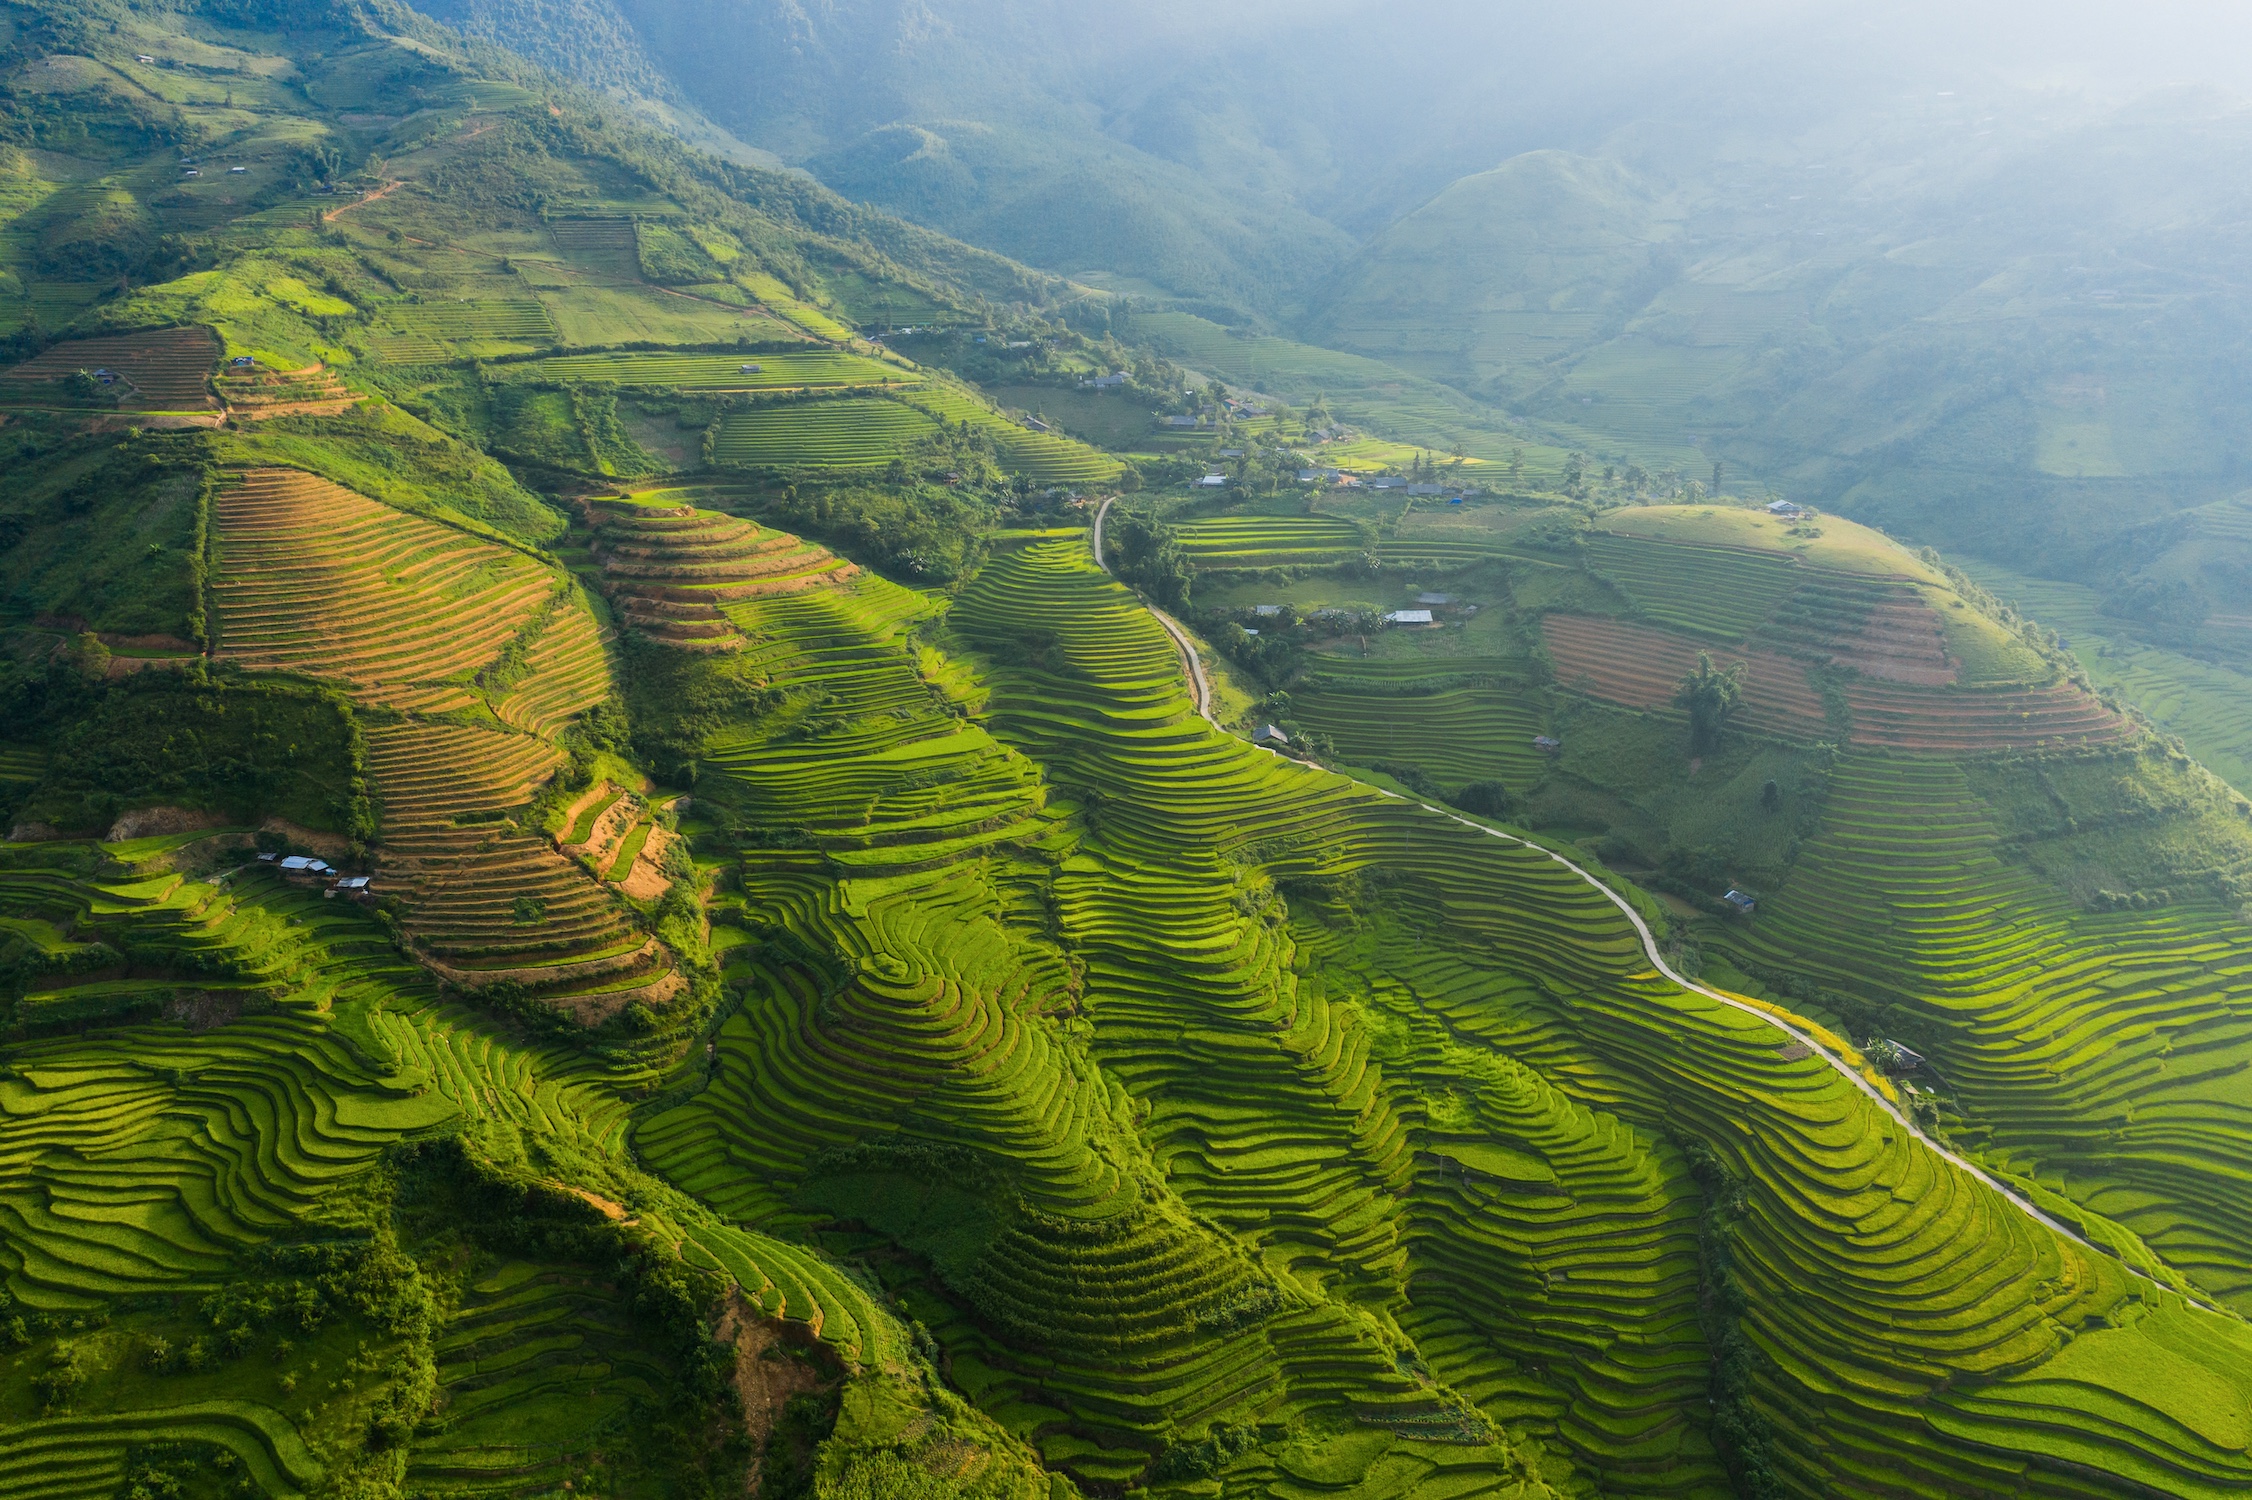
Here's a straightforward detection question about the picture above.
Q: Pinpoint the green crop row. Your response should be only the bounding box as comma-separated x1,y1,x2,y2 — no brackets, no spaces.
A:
497,350,900,390
710,398,940,467
379,300,556,339
935,536,2252,1496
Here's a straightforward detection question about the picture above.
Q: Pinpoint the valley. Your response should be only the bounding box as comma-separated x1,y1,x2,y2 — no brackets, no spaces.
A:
0,3,2249,1500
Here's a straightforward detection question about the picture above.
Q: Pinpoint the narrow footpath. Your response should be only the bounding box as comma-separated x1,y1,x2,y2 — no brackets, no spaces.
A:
1085,498,2226,1320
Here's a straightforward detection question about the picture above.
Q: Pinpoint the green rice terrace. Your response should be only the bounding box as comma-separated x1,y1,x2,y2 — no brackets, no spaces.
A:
4,2,2252,1499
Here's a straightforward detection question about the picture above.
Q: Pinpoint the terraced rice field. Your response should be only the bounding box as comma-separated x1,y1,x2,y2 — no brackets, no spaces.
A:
1584,533,1805,640
1961,561,2252,794
1734,754,2252,1308
1175,513,1365,567
0,842,904,1493
365,722,673,1020
0,326,219,409
908,385,1128,483
1543,613,1831,737
1542,613,2127,750
546,216,641,279
379,299,557,341
0,744,42,784
1765,571,1956,684
1292,657,1549,790
14,478,2252,1497
0,1401,324,1500
406,1260,667,1496
0,869,453,1314
582,498,854,649
214,361,354,416
1840,674,2127,750
931,538,2252,1496
498,349,902,390
488,591,614,737
209,468,560,708
710,396,941,467
366,330,453,364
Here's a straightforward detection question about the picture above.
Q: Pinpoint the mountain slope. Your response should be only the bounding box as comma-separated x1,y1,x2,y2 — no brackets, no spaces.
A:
4,3,2252,1499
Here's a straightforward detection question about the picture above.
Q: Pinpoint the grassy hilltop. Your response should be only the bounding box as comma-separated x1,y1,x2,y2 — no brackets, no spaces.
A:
2,3,2252,1500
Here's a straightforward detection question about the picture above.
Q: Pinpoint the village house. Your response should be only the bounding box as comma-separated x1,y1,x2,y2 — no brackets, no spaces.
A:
1382,608,1435,626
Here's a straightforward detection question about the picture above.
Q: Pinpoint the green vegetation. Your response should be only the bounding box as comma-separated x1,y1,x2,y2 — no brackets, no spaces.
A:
713,397,941,468
7,3,2252,1499
2,673,366,839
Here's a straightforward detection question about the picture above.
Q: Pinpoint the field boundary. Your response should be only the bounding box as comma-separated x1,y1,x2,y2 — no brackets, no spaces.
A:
1088,503,2224,1323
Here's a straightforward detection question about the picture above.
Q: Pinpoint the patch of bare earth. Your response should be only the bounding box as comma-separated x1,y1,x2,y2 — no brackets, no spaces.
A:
716,1292,835,1492
619,824,676,900
1823,598,1958,685
106,805,232,841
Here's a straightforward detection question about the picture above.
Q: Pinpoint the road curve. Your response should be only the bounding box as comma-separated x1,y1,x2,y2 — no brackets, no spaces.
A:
1092,497,1214,720
1085,495,2218,1317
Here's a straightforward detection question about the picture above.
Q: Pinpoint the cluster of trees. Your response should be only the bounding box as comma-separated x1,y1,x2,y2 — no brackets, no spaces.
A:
1102,505,1191,612
2,671,372,842
763,478,993,582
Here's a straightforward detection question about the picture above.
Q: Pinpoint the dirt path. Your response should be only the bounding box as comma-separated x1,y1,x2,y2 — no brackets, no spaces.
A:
323,179,404,222
1090,496,2224,1320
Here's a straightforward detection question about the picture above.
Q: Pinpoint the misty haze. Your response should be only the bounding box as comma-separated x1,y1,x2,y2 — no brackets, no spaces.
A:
0,3,2249,1498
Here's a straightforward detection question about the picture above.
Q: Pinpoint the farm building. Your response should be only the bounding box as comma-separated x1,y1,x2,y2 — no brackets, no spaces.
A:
1081,372,1128,389
1766,499,1806,518
739,363,763,373
1253,724,1290,745
1198,474,1228,487
1724,888,1758,914
1533,735,1562,752
1868,1038,1926,1073
1252,605,1283,617
1383,609,1435,626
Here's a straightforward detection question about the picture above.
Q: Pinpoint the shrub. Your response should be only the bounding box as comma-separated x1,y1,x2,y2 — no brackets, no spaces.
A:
1450,780,1516,819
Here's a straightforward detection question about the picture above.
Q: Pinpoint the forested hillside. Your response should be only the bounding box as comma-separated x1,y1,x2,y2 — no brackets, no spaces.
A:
431,0,2252,794
3,2,2252,1500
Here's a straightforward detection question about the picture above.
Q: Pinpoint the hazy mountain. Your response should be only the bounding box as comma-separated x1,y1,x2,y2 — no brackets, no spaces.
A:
411,0,2252,623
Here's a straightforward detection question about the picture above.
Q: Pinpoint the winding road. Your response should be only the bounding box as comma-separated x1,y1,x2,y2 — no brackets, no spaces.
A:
1086,497,2224,1318
1093,497,1215,719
